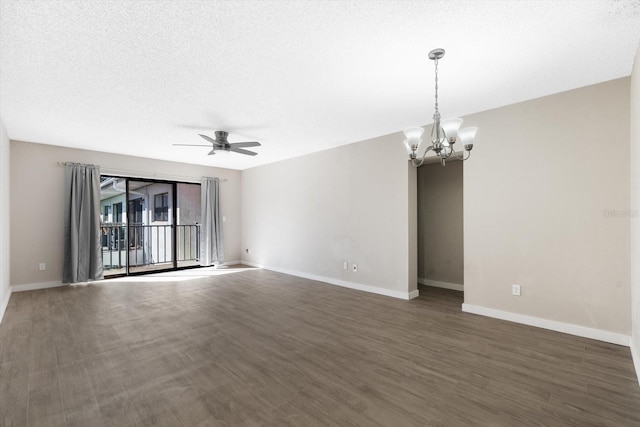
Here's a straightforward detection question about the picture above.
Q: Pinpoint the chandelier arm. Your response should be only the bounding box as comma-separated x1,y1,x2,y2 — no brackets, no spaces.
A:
412,146,434,167
447,145,456,158
450,149,471,161
449,147,462,160
446,147,472,162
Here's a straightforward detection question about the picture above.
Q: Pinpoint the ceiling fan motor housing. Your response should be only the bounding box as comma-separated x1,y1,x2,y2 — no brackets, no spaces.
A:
214,131,229,143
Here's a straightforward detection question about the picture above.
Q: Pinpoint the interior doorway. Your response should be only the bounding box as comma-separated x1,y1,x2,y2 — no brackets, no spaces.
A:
417,160,464,292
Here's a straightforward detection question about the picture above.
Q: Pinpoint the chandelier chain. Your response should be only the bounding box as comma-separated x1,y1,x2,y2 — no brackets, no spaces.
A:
434,58,439,116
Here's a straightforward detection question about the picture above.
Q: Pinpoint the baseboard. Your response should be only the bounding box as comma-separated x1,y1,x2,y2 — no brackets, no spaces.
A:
418,278,464,292
224,260,242,266
462,303,630,347
212,260,241,267
631,340,640,387
408,289,420,300
242,261,417,300
12,280,65,293
0,287,11,323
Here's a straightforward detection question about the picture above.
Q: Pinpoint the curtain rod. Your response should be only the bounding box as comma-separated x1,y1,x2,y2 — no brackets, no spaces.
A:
56,162,229,183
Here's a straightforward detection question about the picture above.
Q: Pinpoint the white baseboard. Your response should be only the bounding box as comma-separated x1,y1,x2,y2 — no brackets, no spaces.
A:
631,339,640,387
418,278,464,292
462,303,630,347
0,287,11,323
242,261,417,300
12,280,65,293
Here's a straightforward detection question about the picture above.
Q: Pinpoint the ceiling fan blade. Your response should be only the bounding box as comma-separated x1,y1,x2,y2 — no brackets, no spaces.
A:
229,147,258,156
208,149,216,156
199,134,223,146
173,143,211,147
229,141,261,148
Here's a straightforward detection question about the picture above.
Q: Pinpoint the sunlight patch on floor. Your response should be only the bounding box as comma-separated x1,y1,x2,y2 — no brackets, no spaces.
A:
105,264,259,283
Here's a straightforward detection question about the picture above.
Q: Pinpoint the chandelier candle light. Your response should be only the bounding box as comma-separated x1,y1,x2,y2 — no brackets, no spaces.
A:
404,48,478,167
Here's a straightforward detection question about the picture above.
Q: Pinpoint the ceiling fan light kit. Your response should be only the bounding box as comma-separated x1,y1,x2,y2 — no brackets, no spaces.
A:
174,130,262,156
404,48,478,167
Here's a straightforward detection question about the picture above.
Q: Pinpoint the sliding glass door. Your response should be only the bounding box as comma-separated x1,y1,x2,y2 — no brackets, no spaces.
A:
100,176,127,276
100,176,201,277
127,179,175,274
176,182,202,268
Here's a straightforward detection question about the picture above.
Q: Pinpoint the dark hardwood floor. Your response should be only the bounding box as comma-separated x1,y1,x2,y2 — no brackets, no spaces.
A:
1,267,639,426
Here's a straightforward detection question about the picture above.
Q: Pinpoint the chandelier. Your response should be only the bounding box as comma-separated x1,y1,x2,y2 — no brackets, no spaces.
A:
403,48,478,167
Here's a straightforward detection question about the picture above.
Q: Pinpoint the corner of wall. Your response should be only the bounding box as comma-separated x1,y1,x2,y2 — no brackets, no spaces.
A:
632,342,640,388
630,40,640,386
0,117,11,323
408,162,418,295
0,287,11,323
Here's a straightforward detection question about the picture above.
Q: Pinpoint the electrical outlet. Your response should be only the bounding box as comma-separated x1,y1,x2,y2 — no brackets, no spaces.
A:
512,284,521,296
343,261,348,270
39,263,46,271
352,264,358,273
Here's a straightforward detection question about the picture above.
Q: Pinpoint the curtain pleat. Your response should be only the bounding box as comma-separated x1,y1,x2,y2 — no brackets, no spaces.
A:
63,163,104,283
200,177,224,266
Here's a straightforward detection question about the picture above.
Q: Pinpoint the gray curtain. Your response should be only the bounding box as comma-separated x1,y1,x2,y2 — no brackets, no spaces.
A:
63,163,104,283
201,177,224,266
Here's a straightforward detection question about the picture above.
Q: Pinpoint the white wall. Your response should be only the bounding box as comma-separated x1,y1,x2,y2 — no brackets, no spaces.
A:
417,160,464,286
10,141,241,288
463,78,631,338
0,119,10,322
630,43,640,377
241,133,417,299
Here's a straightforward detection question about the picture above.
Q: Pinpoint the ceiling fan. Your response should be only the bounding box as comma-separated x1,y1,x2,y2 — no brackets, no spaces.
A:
173,131,261,156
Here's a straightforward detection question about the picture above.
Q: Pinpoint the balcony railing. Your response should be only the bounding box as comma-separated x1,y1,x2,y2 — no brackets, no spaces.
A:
102,223,200,272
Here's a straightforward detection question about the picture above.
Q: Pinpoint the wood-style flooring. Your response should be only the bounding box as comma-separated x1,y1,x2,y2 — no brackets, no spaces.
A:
1,267,639,426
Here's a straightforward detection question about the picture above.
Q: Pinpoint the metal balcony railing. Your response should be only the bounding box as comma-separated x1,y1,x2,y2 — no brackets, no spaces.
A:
101,223,200,271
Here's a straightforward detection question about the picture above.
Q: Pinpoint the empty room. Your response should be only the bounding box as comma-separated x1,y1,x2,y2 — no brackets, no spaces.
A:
2,0,640,425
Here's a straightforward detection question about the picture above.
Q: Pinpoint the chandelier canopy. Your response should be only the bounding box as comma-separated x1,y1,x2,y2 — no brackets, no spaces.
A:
404,48,478,167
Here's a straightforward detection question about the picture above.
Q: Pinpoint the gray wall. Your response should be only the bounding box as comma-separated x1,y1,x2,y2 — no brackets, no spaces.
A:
240,133,417,299
463,77,631,335
9,141,241,287
417,160,464,286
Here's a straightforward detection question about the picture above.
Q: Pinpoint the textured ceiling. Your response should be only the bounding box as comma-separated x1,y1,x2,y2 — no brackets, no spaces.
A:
1,0,640,170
